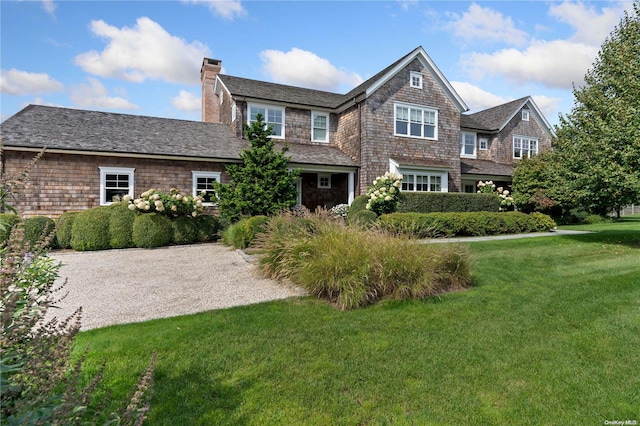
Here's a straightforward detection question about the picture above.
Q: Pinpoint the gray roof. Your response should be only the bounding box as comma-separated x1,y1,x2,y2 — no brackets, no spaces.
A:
460,159,514,177
461,97,530,132
0,105,358,167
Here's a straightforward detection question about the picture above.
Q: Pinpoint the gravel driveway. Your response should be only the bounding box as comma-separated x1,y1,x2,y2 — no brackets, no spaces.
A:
48,244,305,330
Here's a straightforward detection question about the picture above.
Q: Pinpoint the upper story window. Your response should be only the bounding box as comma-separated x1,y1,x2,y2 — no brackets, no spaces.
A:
410,72,423,89
513,136,538,159
231,102,237,122
522,109,530,121
192,171,221,205
395,103,437,140
479,137,489,150
311,111,329,143
99,167,134,206
249,104,284,138
460,132,477,158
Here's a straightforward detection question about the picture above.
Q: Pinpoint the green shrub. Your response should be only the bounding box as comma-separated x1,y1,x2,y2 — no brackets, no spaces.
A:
257,211,472,310
108,202,137,249
24,216,56,249
222,215,269,249
194,215,220,242
346,195,369,224
71,207,112,251
171,216,198,245
378,212,556,238
55,211,80,249
132,213,173,248
397,192,500,213
0,213,20,246
349,210,378,227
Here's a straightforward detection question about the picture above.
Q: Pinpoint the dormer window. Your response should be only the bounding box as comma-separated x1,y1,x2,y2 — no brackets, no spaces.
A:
522,109,530,121
248,104,284,138
410,72,423,89
311,111,329,143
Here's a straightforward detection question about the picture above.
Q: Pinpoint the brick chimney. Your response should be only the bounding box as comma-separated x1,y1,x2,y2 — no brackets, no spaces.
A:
201,58,222,123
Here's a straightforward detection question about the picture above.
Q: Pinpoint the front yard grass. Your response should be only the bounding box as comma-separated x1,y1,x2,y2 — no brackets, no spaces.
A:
76,216,640,424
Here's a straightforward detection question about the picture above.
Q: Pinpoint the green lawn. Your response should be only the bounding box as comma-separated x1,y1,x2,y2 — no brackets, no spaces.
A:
76,216,640,425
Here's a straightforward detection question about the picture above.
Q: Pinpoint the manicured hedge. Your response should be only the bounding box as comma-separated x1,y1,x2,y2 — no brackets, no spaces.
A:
55,212,80,249
24,216,56,249
132,214,173,248
171,216,198,245
195,215,220,242
378,211,556,238
108,203,137,249
0,213,20,246
397,192,501,213
71,207,112,251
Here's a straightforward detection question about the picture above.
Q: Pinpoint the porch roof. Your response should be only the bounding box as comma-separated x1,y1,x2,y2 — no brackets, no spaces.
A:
460,159,514,177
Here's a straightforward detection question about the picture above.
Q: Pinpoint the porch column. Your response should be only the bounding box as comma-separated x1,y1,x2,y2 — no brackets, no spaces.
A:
347,172,355,205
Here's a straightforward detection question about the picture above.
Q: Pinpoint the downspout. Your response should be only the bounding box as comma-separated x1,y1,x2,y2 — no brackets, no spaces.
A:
357,100,362,197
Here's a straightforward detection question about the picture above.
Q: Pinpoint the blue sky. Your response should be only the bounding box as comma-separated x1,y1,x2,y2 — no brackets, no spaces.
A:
0,1,633,126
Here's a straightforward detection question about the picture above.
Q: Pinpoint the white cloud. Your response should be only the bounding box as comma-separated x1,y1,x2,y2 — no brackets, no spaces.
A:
531,94,562,120
41,0,56,16
466,39,597,89
182,0,246,20
69,77,139,110
450,81,510,112
171,90,201,111
0,69,63,96
397,0,418,12
447,3,529,46
549,1,630,45
74,17,211,85
259,48,363,92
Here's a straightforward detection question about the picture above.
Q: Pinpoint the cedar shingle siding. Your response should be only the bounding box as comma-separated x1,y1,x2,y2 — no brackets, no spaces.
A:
1,46,554,218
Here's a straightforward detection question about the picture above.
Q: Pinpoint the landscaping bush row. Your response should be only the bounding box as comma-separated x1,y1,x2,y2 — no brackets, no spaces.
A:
221,215,270,249
1,213,56,249
377,211,556,238
397,192,501,213
255,211,473,310
58,203,220,251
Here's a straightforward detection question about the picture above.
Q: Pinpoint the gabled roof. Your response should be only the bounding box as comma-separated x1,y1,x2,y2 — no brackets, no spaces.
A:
0,105,358,167
216,46,469,113
461,96,555,138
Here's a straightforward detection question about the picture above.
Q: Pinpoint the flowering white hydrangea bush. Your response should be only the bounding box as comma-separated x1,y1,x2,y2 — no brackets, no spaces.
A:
124,188,204,218
366,172,403,215
477,180,514,211
330,204,350,218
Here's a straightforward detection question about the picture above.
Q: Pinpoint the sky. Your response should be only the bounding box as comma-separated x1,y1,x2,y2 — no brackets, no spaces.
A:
0,0,634,127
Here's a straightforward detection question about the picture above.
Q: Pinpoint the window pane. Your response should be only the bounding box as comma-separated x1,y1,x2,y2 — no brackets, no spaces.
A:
410,122,422,137
423,125,435,138
271,124,282,136
396,121,408,135
396,106,408,121
431,176,442,192
410,109,422,123
250,107,265,121
314,115,327,128
424,111,435,125
314,128,327,140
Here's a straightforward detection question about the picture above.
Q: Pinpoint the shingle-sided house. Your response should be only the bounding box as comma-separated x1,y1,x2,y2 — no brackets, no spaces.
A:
0,46,554,218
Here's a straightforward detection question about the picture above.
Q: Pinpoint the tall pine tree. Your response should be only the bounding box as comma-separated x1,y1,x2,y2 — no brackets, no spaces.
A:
214,114,300,222
553,1,640,216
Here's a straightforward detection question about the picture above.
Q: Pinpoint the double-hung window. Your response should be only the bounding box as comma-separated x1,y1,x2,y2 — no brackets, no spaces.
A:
395,103,437,140
460,132,477,158
192,171,221,205
312,112,329,143
401,173,443,192
410,71,423,89
99,167,134,205
249,104,284,138
513,136,538,159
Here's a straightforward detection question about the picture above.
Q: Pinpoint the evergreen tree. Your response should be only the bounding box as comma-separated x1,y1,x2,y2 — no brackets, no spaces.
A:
553,1,640,216
215,114,300,222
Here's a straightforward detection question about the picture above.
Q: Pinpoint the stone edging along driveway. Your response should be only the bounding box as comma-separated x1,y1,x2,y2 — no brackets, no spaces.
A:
48,243,305,331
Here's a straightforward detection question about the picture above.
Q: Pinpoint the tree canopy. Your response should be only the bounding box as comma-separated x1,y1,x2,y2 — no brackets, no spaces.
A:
513,1,640,217
214,114,300,222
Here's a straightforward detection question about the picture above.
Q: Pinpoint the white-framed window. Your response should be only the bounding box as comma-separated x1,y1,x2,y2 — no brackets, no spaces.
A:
248,103,285,138
394,103,437,140
479,137,488,150
311,111,329,143
99,167,134,206
401,173,445,192
410,71,423,89
192,171,221,205
460,132,477,158
513,136,538,159
522,109,530,121
318,173,331,189
231,102,237,122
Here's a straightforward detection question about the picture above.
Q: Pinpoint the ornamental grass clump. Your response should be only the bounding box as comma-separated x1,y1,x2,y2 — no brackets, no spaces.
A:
366,172,403,215
256,210,472,309
125,188,204,218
